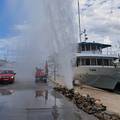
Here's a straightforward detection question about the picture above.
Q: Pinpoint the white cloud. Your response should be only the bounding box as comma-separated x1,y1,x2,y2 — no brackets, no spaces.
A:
76,0,120,53
103,36,112,44
79,0,86,5
14,24,28,31
0,36,20,60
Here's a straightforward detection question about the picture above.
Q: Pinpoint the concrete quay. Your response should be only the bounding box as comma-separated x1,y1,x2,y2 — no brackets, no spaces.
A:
50,77,120,116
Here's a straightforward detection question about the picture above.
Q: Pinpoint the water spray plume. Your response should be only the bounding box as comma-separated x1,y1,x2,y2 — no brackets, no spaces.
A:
16,0,77,88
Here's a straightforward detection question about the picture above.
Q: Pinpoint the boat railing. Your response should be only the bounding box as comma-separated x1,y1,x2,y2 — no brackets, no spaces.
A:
79,50,118,57
102,51,118,57
79,50,102,54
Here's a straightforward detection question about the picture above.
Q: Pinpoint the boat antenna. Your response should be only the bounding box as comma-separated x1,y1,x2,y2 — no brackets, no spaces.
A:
110,0,114,14
78,0,82,42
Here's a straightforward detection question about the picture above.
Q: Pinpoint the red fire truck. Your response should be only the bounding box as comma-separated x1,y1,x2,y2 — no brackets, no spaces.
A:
35,68,47,83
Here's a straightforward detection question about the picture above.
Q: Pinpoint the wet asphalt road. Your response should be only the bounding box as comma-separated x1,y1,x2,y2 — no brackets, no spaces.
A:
0,80,98,120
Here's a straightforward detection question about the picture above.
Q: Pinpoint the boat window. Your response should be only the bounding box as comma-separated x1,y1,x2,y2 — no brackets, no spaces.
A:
77,57,114,66
86,59,90,65
77,45,81,52
82,58,85,65
97,59,102,65
104,59,109,66
76,57,80,66
96,46,100,50
110,59,113,66
91,59,96,65
86,44,90,51
91,45,96,51
82,44,85,51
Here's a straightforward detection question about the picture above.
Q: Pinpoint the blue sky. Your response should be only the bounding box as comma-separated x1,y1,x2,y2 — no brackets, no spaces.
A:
0,0,24,38
0,0,25,60
0,1,9,38
0,0,120,60
0,0,13,59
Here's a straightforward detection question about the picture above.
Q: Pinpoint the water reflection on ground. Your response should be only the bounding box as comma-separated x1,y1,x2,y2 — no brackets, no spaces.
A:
0,81,97,120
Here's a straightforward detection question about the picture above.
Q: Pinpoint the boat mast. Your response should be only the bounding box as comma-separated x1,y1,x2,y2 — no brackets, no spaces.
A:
78,0,82,42
110,0,114,14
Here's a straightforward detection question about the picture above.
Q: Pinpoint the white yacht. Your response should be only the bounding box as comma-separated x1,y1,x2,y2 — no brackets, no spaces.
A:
74,41,120,90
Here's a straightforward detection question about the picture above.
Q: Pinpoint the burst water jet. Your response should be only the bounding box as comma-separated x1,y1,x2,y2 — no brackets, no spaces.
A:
16,0,77,88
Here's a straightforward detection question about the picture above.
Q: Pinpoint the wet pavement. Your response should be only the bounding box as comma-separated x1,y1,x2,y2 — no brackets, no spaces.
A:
0,80,98,120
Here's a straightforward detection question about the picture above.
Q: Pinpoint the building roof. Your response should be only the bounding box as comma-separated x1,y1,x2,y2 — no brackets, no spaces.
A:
78,42,111,49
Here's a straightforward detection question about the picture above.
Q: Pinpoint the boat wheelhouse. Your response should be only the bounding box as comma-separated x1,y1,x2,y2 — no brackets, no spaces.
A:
74,41,120,90
76,42,118,67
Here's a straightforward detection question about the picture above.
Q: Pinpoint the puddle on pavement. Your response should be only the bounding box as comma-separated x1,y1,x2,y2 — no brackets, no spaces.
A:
0,89,14,95
0,83,97,120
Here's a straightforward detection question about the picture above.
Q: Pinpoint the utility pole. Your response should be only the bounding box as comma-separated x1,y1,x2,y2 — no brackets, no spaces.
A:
110,0,114,14
53,60,56,106
52,56,59,120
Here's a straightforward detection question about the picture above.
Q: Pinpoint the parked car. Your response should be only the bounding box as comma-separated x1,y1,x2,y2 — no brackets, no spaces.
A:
35,68,47,83
0,70,16,84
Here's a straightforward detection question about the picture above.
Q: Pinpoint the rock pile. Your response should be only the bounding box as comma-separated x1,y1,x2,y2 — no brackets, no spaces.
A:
95,112,120,120
54,86,120,120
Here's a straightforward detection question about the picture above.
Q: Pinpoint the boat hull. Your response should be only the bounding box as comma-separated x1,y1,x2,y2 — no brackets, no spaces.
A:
74,66,120,90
